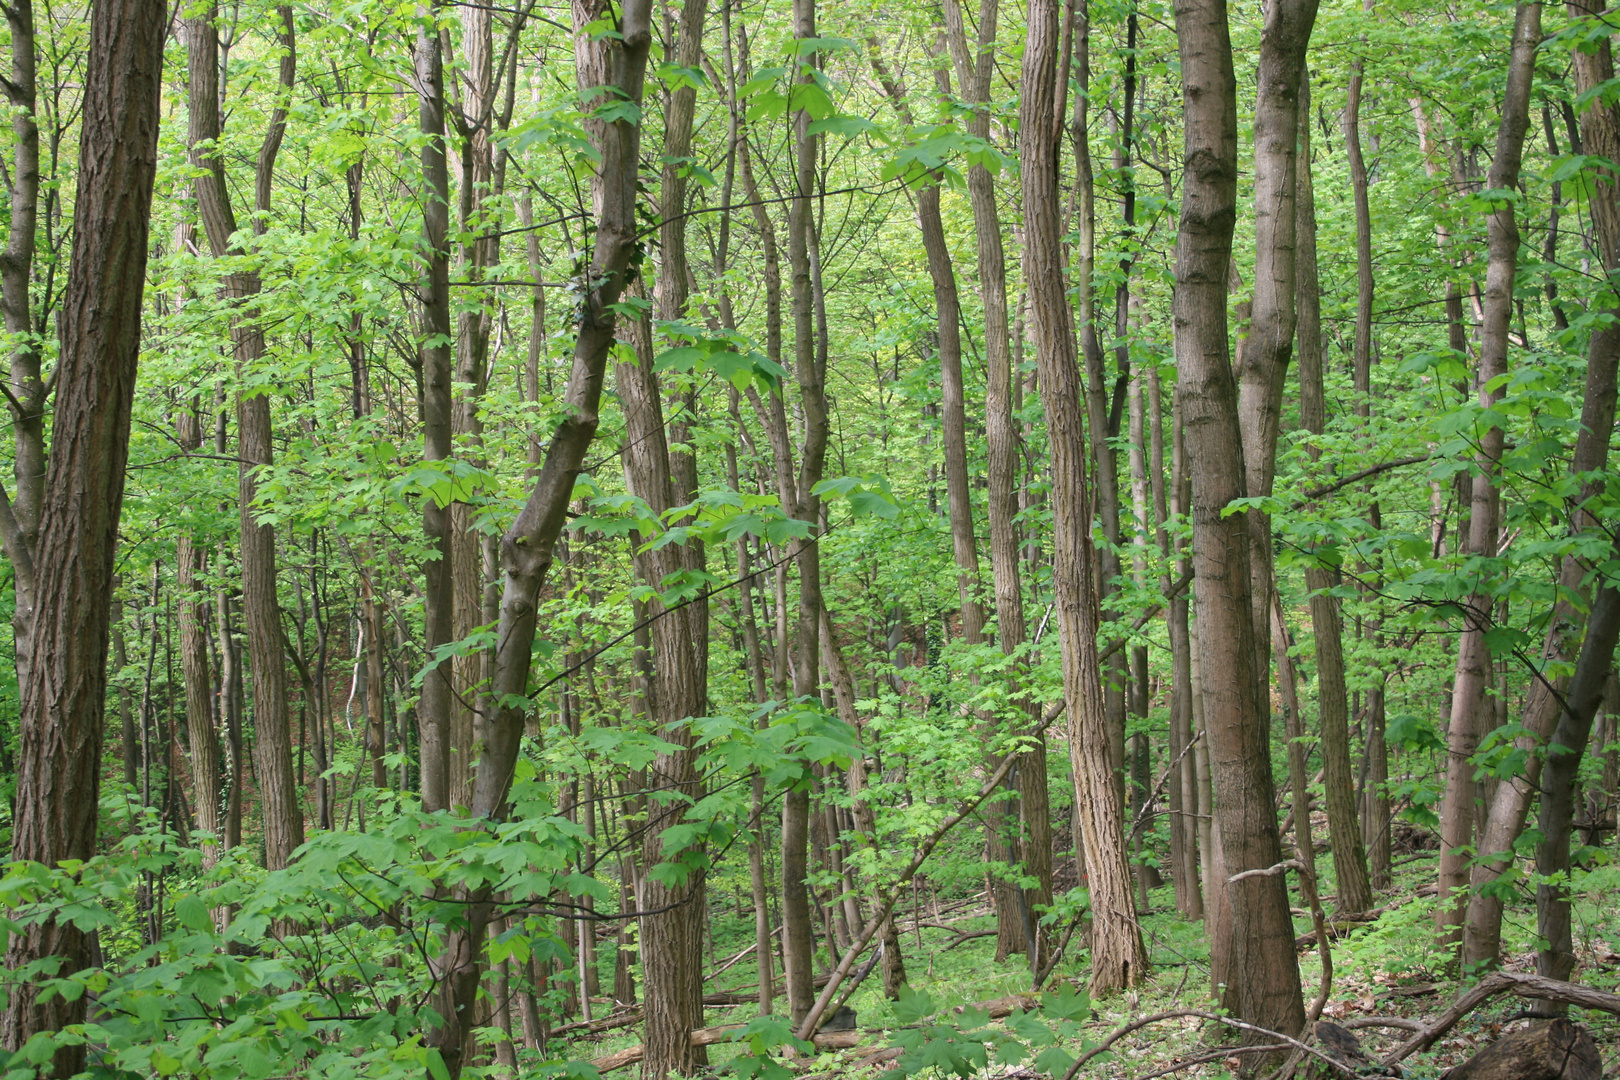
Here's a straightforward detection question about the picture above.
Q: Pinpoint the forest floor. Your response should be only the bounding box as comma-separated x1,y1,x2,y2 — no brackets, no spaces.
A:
561,844,1620,1078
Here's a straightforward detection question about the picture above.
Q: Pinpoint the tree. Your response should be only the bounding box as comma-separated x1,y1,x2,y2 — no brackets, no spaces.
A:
0,0,166,1065
1022,0,1149,995
1171,0,1305,1037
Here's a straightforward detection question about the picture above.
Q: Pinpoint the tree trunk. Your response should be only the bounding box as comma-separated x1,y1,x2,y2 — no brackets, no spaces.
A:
1021,0,1148,994
423,0,653,1069
0,0,164,1064
1438,2,1539,957
1464,0,1620,971
177,409,223,867
1172,0,1305,1037
1289,57,1374,917
0,0,41,705
1534,582,1620,992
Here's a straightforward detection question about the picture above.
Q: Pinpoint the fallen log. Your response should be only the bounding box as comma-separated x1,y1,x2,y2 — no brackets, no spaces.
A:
1382,971,1620,1068
1443,1018,1599,1080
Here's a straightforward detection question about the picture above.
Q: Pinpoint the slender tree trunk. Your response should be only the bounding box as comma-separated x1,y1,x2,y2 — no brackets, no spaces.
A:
1162,374,1202,919
1022,0,1147,994
415,1,454,813
177,409,223,866
1172,0,1305,1037
1534,582,1620,993
0,0,164,1064
0,0,41,702
187,4,304,872
1438,2,1539,957
1464,0,1620,971
423,0,653,1069
1292,66,1372,911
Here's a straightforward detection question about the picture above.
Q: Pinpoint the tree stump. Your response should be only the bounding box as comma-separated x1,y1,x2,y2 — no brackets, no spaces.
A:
1443,1018,1600,1080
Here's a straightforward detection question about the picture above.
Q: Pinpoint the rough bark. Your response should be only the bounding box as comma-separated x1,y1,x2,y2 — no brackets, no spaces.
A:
1021,0,1148,994
1438,2,1539,954
1172,0,1305,1036
0,0,164,1064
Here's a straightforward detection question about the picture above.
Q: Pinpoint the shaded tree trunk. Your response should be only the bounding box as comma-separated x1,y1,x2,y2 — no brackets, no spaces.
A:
0,0,164,1065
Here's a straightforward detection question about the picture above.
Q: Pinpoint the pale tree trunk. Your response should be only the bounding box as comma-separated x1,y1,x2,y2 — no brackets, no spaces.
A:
0,0,40,702
422,0,653,1070
1171,0,1305,1037
1291,63,1373,913
187,5,304,872
1464,0,1619,969
415,3,454,813
1236,0,1317,801
0,0,163,1066
1021,0,1148,994
1437,2,1538,958
446,2,497,813
939,0,1054,967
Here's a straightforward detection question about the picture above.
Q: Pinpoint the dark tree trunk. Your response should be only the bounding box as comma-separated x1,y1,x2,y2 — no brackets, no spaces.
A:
0,0,164,1065
422,0,653,1069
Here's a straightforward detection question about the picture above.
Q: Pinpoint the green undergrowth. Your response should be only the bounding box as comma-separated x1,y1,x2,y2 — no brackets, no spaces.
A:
564,850,1620,1078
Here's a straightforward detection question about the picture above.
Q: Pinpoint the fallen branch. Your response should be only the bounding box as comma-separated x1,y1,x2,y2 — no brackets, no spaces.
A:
793,708,1063,1041
1382,971,1620,1067
589,1023,866,1073
1227,859,1303,885
1059,1009,1357,1080
1135,1043,1292,1080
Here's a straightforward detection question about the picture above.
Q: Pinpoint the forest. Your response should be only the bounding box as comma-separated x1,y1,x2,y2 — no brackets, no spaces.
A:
3,0,1620,1077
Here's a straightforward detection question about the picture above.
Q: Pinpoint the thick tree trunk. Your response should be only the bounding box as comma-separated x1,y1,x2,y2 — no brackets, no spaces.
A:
1172,0,1305,1037
1021,0,1148,994
0,0,163,1065
1464,0,1620,971
1438,2,1539,956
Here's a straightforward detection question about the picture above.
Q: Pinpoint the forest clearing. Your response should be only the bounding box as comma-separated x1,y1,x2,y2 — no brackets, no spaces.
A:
1,0,1619,1077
